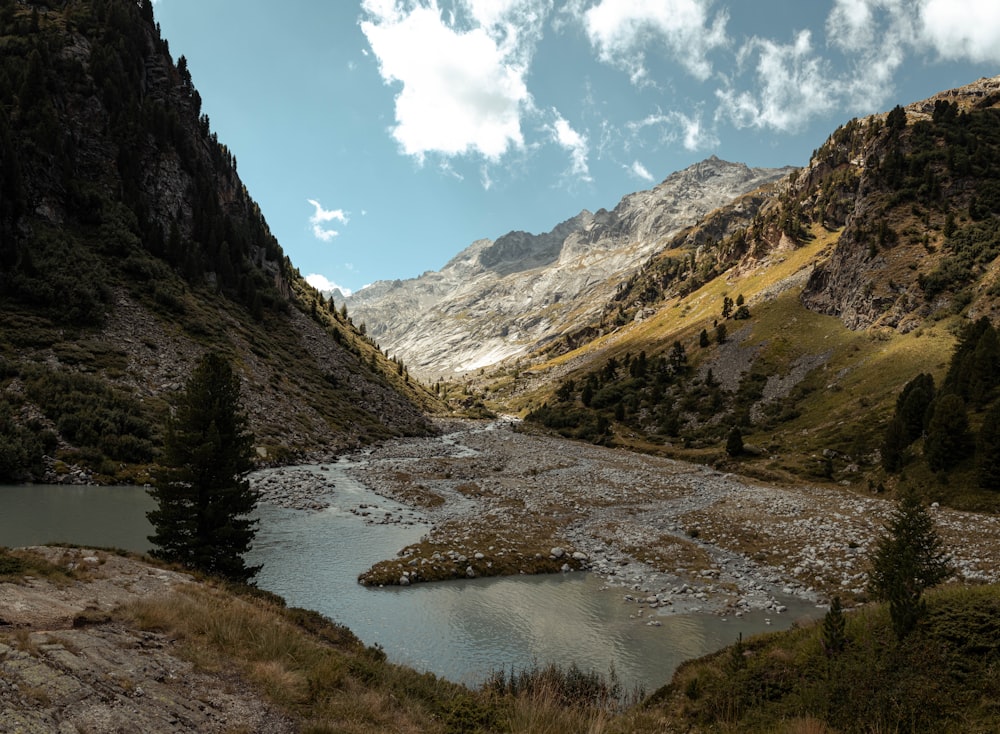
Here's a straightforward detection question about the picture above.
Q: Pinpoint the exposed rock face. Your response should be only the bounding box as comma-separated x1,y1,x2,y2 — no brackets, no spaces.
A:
0,548,296,733
346,157,793,379
799,75,1000,329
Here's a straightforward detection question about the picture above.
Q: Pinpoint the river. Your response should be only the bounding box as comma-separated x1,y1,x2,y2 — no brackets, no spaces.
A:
0,458,815,693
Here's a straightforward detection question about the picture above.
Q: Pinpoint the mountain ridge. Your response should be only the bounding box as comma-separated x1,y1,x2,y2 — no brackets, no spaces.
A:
345,157,794,379
0,0,438,483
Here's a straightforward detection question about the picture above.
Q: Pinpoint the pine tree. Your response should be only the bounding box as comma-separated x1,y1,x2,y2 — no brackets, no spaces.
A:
867,491,950,639
924,393,970,471
976,401,1000,491
726,426,744,457
147,353,261,583
821,596,847,655
881,415,908,472
896,373,935,444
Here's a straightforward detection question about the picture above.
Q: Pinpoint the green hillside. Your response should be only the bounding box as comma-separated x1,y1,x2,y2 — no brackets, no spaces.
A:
488,82,1000,511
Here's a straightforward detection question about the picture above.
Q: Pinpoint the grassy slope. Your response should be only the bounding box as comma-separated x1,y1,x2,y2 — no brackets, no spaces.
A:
489,220,1000,510
638,584,1000,734
5,547,997,733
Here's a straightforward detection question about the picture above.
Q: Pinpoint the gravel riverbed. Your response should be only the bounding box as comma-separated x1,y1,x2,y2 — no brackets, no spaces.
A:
252,418,1000,618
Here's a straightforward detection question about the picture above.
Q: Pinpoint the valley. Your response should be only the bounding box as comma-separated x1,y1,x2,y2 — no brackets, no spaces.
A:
2,0,1000,728
260,419,1000,614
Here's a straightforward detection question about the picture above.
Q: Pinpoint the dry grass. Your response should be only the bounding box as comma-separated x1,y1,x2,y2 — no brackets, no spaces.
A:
116,580,650,733
501,685,611,734
119,584,462,732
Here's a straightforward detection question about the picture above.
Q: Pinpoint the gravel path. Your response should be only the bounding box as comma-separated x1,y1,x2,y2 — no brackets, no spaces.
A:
255,418,1000,617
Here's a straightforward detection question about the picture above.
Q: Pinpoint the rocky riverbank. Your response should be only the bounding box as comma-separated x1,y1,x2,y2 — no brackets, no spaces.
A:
0,547,295,733
259,418,1000,619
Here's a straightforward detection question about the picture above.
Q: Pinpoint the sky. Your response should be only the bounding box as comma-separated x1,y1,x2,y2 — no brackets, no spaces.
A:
150,1,1000,296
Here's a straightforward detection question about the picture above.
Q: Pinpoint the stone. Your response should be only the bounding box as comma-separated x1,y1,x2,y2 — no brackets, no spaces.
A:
550,547,565,559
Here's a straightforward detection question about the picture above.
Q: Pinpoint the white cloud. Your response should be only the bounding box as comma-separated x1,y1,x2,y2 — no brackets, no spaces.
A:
360,0,545,162
919,0,1000,63
707,0,998,136
629,160,655,181
550,112,591,181
308,199,348,242
306,273,352,296
828,0,1000,64
582,0,728,83
716,30,838,132
627,109,718,151
675,111,718,150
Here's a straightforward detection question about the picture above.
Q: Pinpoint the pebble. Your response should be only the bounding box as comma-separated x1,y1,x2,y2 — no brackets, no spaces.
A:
264,418,1000,618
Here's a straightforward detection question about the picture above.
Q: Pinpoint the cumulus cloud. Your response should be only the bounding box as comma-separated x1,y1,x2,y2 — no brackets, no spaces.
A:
308,199,348,242
582,0,728,83
828,0,1000,64
360,0,546,162
919,0,1000,63
716,30,838,132
628,160,655,181
710,0,998,135
550,112,592,181
305,273,352,296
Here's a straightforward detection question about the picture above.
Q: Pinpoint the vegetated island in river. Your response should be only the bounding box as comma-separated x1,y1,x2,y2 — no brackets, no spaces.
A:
266,419,1000,621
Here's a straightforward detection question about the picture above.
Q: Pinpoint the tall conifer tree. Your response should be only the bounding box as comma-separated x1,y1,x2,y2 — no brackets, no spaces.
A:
148,353,261,583
867,491,950,639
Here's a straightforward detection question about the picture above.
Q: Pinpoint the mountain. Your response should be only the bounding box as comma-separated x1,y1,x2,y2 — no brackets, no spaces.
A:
0,0,438,483
501,75,1000,509
344,157,793,379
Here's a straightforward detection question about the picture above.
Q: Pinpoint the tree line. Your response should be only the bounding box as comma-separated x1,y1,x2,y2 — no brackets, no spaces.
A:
882,316,1000,489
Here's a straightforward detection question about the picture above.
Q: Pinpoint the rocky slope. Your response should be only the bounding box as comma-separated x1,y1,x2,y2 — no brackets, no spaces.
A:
476,76,1000,504
345,157,793,379
0,547,297,733
0,0,438,482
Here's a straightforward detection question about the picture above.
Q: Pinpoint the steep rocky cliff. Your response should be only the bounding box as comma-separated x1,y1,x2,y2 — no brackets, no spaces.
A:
0,0,437,482
575,75,1000,342
346,157,792,379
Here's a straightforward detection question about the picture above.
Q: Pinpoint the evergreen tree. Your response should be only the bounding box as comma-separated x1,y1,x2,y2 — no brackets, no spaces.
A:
968,325,1000,407
148,353,261,583
924,393,971,471
821,596,848,655
943,317,992,400
867,490,950,640
726,426,744,457
668,341,687,374
976,401,1000,491
896,373,935,444
886,104,907,132
881,415,908,472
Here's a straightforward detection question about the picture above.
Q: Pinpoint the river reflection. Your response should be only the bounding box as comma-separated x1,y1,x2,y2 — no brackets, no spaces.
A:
248,468,814,693
0,476,815,693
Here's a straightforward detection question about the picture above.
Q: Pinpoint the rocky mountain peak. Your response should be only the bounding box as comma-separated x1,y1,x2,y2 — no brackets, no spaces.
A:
346,157,793,379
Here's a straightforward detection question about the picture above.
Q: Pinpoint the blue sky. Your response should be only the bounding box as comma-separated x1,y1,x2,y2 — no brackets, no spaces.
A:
151,1,1000,295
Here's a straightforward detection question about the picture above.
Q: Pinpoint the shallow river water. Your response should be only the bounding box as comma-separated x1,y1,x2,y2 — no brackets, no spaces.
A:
0,460,815,693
